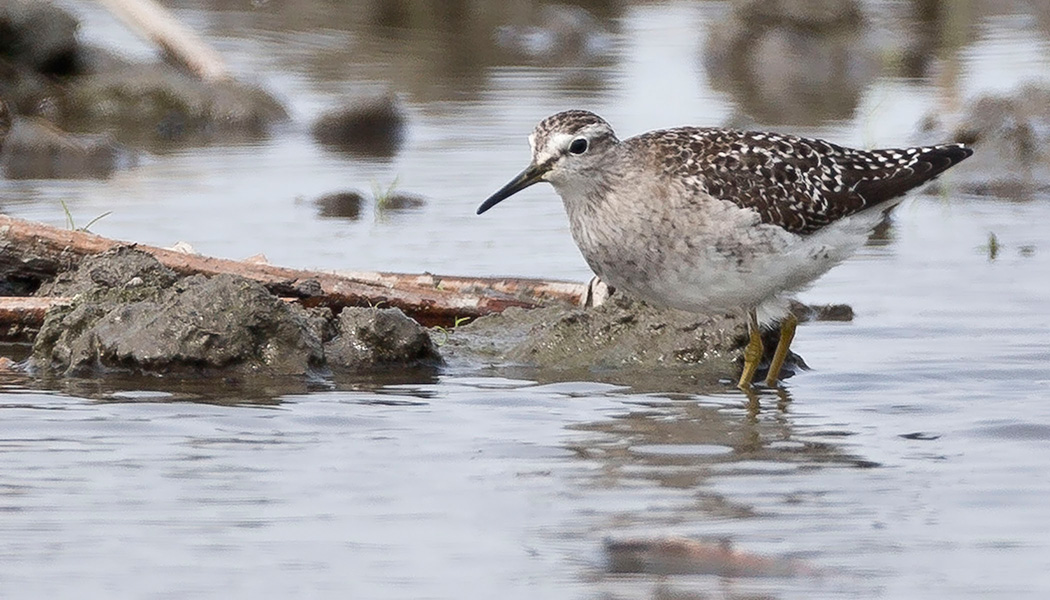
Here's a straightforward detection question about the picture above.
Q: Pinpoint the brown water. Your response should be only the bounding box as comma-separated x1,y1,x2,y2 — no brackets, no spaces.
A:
2,1,1050,598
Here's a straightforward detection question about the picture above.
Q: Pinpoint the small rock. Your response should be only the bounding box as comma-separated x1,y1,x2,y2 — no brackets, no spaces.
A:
325,307,439,369
789,299,854,322
293,279,323,297
243,254,269,265
582,275,613,307
315,190,365,220
703,0,876,126
311,94,405,158
494,5,613,65
166,241,197,254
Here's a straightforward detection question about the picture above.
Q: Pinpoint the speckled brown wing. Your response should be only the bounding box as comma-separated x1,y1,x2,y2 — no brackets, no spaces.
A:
636,128,973,235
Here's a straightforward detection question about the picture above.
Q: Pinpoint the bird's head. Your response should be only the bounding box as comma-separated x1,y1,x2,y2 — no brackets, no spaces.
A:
477,110,619,214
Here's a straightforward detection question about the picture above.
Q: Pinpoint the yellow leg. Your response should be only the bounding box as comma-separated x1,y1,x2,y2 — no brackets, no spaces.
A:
764,313,798,387
738,310,763,390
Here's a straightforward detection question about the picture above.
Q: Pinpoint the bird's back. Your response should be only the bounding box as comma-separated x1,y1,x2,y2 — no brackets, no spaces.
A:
627,127,972,235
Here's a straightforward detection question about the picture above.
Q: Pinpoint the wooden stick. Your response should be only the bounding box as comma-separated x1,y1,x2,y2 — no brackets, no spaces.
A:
95,0,230,81
0,297,68,342
0,214,585,327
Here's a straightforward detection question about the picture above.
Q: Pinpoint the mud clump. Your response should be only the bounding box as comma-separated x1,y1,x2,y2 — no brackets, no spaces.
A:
921,83,1050,198
29,248,439,378
36,246,179,298
315,191,366,220
63,69,289,146
449,295,746,383
312,94,405,158
33,272,326,378
325,308,439,368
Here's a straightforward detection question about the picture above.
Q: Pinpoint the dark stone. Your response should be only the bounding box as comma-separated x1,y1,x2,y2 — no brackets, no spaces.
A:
789,299,854,322
311,94,405,158
315,191,365,220
325,307,439,368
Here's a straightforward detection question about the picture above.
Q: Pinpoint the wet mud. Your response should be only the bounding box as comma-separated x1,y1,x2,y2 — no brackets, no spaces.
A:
28,248,439,378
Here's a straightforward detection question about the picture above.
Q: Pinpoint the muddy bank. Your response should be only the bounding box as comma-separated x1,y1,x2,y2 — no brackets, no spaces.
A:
441,294,842,391
19,247,754,383
0,224,851,389
443,296,745,383
0,245,755,386
29,248,438,378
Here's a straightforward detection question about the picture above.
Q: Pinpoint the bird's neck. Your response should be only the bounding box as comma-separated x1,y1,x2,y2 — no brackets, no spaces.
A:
550,166,619,219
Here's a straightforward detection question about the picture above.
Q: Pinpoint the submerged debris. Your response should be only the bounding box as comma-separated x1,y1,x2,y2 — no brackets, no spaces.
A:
605,536,813,577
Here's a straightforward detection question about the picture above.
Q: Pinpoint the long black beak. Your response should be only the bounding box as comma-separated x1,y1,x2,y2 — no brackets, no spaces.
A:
476,163,547,215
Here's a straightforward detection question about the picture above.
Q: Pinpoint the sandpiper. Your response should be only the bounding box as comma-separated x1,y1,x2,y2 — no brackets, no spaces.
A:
477,111,971,388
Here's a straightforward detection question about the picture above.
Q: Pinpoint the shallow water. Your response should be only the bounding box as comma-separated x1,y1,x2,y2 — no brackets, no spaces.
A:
2,1,1050,598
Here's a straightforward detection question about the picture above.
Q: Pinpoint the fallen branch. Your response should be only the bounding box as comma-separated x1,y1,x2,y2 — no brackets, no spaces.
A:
0,214,585,328
95,0,230,81
0,296,68,341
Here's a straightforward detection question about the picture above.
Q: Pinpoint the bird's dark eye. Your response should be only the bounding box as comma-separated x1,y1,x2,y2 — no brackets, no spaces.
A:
568,137,588,155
